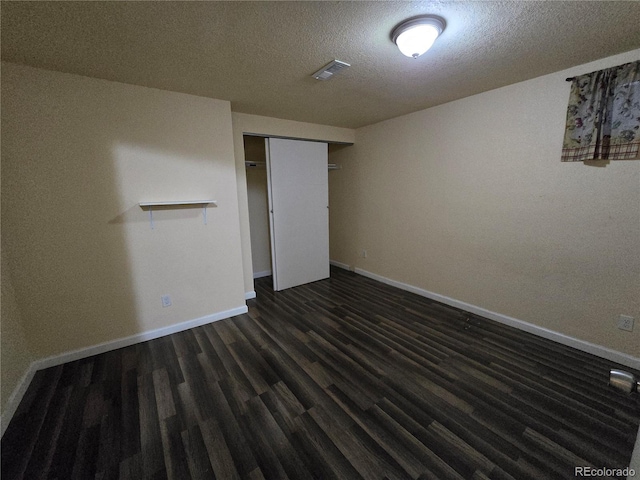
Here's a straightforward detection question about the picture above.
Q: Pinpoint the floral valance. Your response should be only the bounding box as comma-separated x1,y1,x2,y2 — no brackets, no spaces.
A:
562,60,640,162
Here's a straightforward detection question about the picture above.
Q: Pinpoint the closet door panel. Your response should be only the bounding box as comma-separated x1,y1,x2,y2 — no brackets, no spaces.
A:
266,138,329,291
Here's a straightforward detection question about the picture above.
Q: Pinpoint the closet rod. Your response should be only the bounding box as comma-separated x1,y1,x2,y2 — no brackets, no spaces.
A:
245,161,340,170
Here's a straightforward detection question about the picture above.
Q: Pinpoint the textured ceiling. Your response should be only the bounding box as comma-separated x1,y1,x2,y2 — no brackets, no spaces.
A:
2,1,640,129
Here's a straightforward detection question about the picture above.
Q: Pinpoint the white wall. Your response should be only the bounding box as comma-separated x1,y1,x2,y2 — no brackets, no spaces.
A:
329,50,640,357
1,63,246,362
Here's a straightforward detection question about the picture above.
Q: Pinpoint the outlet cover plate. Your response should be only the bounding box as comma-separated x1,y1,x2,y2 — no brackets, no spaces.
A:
618,314,634,332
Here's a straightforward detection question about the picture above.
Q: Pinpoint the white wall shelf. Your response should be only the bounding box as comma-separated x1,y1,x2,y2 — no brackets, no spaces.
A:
139,200,217,229
139,200,216,208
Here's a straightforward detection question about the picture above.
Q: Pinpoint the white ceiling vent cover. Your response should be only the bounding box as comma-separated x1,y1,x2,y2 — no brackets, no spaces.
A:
312,60,350,81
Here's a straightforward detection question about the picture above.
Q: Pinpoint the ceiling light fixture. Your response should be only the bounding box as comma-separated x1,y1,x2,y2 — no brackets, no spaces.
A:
391,15,446,59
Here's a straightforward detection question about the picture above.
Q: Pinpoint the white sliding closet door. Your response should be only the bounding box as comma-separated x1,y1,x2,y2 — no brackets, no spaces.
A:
266,137,330,291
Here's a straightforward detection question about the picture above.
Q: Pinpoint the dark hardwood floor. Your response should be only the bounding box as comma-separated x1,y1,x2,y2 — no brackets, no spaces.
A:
2,267,639,479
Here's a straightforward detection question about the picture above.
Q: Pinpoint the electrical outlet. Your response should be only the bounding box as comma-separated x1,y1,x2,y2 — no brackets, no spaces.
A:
161,295,172,308
360,249,367,258
618,315,634,332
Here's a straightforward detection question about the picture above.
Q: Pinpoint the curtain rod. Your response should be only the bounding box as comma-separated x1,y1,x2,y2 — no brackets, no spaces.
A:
566,59,637,82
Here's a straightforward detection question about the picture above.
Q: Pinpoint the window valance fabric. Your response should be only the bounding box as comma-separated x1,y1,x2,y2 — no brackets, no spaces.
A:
562,60,640,162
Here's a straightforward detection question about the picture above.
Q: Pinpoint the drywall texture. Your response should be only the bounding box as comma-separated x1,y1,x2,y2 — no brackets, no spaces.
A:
1,63,246,359
329,50,640,357
232,112,354,293
0,255,34,415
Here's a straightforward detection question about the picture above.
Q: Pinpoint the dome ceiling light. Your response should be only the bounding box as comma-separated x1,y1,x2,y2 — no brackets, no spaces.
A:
391,15,446,59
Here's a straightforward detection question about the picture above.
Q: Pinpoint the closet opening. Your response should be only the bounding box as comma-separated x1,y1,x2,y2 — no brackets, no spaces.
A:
244,135,272,281
244,135,351,293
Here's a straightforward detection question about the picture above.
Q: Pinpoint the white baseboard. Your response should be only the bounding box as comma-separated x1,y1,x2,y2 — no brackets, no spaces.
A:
253,270,272,279
330,260,351,271
245,291,256,300
1,305,247,438
1,363,38,437
34,306,248,371
354,267,640,370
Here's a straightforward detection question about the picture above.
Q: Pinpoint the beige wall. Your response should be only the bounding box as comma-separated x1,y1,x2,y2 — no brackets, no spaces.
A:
1,63,246,359
1,248,34,415
231,112,354,293
330,50,640,357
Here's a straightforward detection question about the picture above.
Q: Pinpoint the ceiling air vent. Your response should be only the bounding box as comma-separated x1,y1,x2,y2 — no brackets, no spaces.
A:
312,60,350,81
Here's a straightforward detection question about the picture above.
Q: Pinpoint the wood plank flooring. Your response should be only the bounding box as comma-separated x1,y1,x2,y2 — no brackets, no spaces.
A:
2,267,639,479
